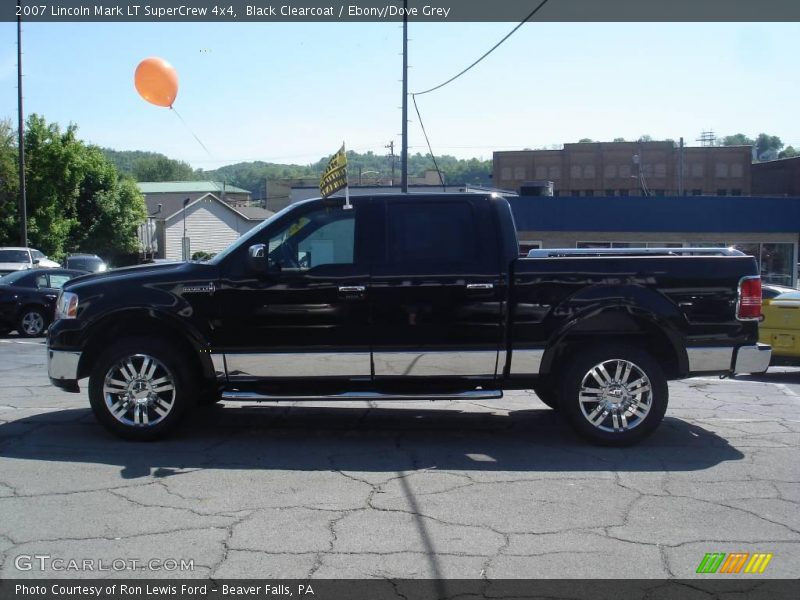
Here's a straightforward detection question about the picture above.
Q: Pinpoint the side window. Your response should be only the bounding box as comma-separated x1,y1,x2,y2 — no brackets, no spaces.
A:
35,274,48,288
266,209,355,272
387,202,476,265
49,274,73,289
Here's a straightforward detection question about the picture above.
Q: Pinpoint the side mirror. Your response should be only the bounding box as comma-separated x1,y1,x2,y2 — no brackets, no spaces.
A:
33,259,40,265
246,244,267,275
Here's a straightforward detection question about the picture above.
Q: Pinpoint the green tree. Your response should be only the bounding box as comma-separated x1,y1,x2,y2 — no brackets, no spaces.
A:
755,133,783,158
612,137,627,142
720,133,754,146
132,155,196,181
17,114,146,260
578,138,594,143
0,119,19,245
778,146,798,159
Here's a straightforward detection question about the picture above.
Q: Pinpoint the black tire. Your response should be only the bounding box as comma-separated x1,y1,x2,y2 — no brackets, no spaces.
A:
532,377,560,410
88,337,196,441
558,343,668,446
17,306,47,338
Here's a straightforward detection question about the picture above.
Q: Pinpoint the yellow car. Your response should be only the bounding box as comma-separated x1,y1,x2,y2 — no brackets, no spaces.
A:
760,285,800,367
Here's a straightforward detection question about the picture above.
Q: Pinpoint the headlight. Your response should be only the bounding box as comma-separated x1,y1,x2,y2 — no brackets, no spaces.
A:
55,291,79,320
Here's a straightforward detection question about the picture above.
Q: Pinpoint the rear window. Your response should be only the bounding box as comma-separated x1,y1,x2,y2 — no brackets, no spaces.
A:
67,257,102,270
387,202,477,265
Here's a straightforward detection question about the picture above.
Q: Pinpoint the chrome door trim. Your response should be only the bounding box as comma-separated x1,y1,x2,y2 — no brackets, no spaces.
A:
466,283,494,290
226,352,371,378
222,389,503,402
210,353,227,381
508,349,544,376
372,350,498,377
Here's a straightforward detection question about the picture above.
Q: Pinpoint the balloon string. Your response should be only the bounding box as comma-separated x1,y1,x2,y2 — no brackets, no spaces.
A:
170,106,214,159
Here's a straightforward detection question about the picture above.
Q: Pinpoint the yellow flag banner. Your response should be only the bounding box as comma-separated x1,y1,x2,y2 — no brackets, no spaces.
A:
320,144,348,198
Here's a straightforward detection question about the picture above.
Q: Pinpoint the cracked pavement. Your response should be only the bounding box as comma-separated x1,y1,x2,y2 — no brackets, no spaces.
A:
0,337,798,579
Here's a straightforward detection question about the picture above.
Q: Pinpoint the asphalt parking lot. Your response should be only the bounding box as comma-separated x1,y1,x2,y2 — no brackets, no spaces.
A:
0,336,798,580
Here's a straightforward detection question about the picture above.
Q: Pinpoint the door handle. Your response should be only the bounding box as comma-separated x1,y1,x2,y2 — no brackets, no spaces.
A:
339,285,367,299
466,283,494,290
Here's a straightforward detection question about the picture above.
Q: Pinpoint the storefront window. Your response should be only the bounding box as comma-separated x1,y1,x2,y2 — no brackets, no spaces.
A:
760,243,794,286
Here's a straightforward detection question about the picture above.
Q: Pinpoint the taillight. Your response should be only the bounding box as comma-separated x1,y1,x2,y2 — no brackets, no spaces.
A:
737,276,762,321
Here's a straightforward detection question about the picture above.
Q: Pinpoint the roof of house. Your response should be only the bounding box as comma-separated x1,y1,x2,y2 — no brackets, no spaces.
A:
236,206,275,220
138,181,251,195
155,193,274,223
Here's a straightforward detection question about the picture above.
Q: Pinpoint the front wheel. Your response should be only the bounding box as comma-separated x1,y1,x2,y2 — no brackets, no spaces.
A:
558,344,668,446
88,337,195,440
17,307,47,337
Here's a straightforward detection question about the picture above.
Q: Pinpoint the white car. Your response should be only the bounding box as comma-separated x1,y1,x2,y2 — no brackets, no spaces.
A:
0,247,60,276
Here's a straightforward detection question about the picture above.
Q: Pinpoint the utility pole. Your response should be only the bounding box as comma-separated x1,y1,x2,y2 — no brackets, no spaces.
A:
678,137,685,196
17,0,28,247
385,140,396,186
400,0,408,193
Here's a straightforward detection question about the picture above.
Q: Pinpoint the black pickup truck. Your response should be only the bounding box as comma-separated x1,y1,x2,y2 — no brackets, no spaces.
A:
47,193,770,444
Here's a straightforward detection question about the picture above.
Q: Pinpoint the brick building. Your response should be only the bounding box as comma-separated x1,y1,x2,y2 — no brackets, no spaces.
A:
752,156,800,197
494,141,752,197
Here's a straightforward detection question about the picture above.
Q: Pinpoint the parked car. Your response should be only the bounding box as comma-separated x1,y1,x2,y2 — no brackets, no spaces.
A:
759,285,800,368
47,193,769,444
64,253,108,273
0,268,88,337
0,247,60,275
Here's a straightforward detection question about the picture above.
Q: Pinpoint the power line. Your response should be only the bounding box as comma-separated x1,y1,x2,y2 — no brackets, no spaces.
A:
412,0,551,96
412,95,446,191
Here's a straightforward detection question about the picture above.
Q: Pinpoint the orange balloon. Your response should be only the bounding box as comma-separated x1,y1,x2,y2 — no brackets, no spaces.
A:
134,57,178,108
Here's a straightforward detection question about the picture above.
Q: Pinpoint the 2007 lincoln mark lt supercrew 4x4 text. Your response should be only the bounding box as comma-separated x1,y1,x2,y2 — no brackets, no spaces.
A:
47,193,771,444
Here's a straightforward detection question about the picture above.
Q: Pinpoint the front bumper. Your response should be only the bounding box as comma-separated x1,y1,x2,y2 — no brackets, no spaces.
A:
47,348,81,392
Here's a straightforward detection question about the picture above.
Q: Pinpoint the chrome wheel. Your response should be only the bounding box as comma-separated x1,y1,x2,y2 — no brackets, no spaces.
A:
21,311,45,336
578,358,652,433
102,354,176,427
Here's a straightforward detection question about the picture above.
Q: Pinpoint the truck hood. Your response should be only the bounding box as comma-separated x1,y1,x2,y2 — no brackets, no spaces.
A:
64,261,216,293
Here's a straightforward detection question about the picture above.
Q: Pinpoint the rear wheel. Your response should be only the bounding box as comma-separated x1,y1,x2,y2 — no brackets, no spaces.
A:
558,344,668,446
88,337,195,440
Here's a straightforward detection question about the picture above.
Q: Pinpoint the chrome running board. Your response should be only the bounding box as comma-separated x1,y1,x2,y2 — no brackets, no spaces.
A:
221,389,503,402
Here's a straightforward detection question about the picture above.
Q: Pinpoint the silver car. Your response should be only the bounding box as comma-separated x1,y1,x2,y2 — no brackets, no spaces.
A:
0,247,60,276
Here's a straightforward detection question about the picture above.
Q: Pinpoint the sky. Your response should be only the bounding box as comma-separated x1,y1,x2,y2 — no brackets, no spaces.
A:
0,20,798,170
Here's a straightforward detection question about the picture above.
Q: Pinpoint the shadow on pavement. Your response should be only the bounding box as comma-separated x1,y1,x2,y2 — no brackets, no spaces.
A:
734,368,800,384
0,403,745,478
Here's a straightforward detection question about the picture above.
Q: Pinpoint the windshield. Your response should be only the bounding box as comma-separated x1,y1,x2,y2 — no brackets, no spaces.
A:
0,250,30,263
208,202,303,265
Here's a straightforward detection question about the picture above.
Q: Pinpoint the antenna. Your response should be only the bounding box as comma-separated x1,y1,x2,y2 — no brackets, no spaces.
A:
696,130,716,147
